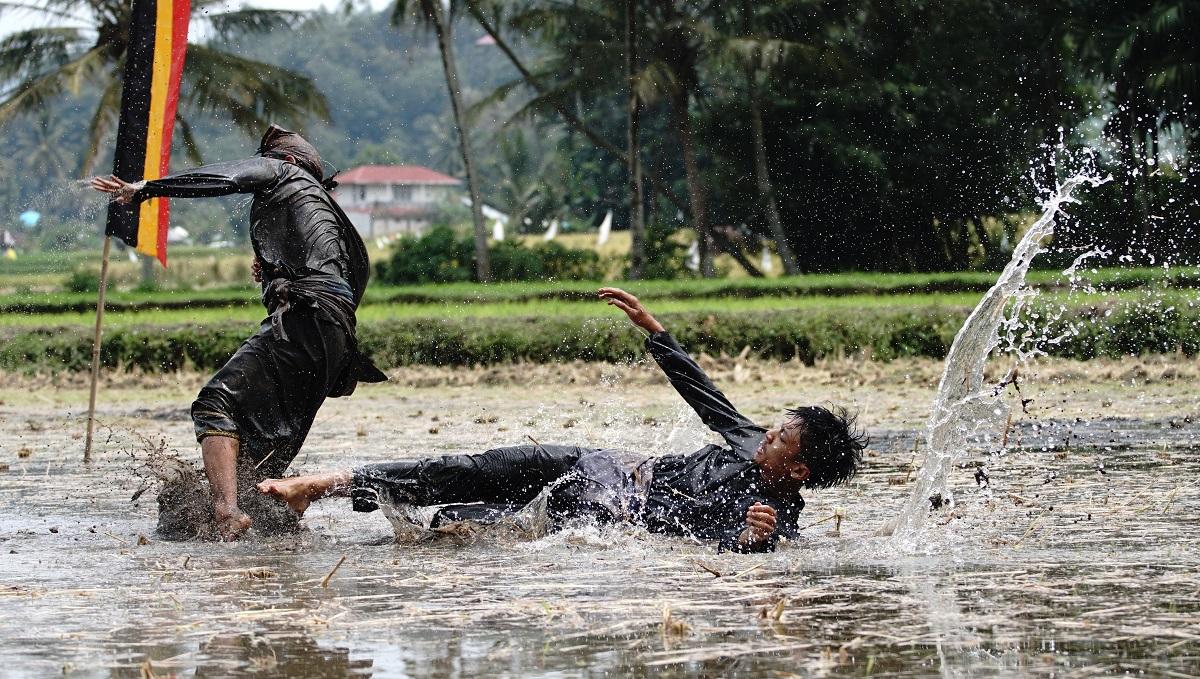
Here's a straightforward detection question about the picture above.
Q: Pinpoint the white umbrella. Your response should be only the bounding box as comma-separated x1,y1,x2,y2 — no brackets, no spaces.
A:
760,244,773,272
543,219,559,241
492,219,505,241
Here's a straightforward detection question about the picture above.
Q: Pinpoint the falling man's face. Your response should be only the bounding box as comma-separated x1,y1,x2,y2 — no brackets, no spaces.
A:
754,417,811,491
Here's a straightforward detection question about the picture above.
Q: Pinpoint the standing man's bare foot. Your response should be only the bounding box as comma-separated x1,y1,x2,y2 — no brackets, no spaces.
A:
214,505,253,541
256,472,347,515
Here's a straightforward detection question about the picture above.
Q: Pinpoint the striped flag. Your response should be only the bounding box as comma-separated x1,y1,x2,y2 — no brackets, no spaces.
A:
105,0,190,267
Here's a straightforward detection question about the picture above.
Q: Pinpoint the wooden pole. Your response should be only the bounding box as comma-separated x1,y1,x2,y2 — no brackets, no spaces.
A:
84,235,113,463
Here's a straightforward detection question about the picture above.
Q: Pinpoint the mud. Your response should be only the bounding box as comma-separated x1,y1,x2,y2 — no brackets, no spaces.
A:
1,356,1198,676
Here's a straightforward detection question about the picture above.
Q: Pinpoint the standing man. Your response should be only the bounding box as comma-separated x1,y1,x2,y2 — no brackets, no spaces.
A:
92,125,386,540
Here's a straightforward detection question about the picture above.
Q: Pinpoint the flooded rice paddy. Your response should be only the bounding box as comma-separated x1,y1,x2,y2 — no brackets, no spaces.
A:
1,357,1198,677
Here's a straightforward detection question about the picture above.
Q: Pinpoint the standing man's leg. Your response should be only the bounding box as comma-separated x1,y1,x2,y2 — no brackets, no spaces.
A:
186,312,342,540
201,435,252,539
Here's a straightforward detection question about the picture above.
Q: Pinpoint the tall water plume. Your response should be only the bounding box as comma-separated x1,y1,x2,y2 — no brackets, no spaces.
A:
880,170,1108,538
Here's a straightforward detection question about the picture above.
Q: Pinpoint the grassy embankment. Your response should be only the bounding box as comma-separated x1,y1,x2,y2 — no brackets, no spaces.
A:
0,265,1196,373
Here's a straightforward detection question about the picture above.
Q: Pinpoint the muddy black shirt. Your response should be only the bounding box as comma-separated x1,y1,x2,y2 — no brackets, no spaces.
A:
135,157,369,302
642,332,803,552
136,157,385,390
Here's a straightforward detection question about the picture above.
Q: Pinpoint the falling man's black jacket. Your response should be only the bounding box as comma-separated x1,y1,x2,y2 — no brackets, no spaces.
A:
353,331,803,553
640,332,803,552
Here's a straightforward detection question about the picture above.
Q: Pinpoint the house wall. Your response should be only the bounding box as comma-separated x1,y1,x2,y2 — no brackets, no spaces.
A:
338,183,456,209
337,180,458,238
343,210,433,239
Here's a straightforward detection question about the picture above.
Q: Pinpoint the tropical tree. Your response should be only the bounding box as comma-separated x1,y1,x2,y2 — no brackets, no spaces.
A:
492,123,567,234
472,0,770,277
1073,1,1199,227
624,0,645,278
707,0,847,275
0,0,331,176
392,0,492,282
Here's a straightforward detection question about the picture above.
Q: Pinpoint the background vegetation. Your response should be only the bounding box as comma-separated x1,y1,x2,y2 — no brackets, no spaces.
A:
0,0,1196,371
2,1,1197,282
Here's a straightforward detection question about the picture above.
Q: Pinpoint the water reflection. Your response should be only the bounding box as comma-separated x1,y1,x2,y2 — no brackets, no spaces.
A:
104,630,372,678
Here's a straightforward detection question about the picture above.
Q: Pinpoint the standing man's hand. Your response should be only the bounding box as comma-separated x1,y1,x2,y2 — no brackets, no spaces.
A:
599,287,665,334
251,257,263,283
89,175,145,205
738,502,777,549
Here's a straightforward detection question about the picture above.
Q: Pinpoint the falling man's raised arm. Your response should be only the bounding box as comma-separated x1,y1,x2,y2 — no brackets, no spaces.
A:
598,287,763,450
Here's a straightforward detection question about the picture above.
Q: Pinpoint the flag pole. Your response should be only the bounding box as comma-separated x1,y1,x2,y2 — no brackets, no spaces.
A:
83,235,113,463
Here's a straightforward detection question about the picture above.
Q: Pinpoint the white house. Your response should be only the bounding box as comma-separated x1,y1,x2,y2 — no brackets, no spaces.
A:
333,165,463,237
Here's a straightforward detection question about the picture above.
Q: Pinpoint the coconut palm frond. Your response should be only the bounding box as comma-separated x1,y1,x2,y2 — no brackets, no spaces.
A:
175,113,203,166
81,70,120,175
1148,2,1181,33
1148,62,1198,96
182,45,331,136
467,74,531,117
203,9,310,40
0,45,103,124
0,27,89,83
0,1,87,23
390,0,436,29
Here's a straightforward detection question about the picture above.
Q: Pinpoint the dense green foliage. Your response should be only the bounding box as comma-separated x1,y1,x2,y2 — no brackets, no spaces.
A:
374,226,608,283
1,1,1195,277
478,0,1199,273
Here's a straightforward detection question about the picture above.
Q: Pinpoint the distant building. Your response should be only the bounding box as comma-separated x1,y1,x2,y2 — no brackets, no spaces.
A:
333,165,463,237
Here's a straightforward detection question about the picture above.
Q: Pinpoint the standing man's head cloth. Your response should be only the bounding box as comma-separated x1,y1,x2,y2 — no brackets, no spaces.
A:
258,124,324,182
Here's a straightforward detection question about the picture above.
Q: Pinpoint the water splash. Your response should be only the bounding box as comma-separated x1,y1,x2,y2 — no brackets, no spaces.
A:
880,171,1109,538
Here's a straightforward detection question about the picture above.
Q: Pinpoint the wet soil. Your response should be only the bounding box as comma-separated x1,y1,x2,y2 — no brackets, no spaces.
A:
1,355,1198,677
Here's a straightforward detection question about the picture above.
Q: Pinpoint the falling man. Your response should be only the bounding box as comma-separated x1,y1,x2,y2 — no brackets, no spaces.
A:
258,288,866,552
92,125,386,540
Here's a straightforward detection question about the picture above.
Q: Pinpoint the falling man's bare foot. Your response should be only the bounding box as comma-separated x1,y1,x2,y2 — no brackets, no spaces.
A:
256,471,351,516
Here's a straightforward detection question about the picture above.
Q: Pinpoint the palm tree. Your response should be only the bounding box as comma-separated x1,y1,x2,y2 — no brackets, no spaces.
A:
467,0,687,215
392,0,491,282
1074,1,1199,233
714,0,843,276
472,0,768,277
0,0,331,176
494,124,566,234
625,0,645,279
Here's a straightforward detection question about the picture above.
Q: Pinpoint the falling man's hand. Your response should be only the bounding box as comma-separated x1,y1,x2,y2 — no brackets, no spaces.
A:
739,502,777,549
598,287,665,334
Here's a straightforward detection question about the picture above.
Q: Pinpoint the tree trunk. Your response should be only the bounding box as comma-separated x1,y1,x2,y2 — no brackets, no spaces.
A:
468,7,689,220
670,87,714,277
140,254,156,288
431,2,491,282
747,67,800,275
626,0,645,279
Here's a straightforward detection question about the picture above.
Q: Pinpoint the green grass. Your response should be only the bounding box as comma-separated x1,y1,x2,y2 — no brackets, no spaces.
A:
0,292,984,328
5,289,1192,330
1,266,1195,315
1,261,1195,372
3,294,1196,373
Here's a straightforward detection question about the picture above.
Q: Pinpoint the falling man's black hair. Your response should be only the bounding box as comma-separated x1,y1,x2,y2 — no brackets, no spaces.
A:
787,405,868,489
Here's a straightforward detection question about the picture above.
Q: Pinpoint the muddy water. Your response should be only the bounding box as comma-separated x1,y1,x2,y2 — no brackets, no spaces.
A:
1,357,1198,677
